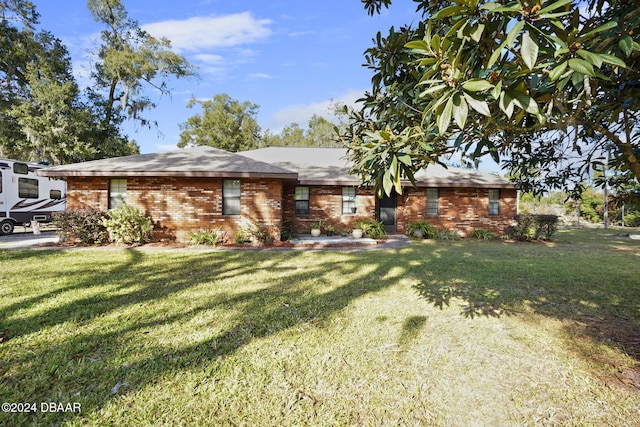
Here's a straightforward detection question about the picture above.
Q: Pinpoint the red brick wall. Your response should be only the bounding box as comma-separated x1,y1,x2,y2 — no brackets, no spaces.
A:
284,184,517,236
66,177,517,241
67,177,283,242
283,184,377,234
398,187,517,236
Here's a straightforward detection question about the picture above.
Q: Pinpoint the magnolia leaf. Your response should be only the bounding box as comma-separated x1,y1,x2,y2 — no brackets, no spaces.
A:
499,91,514,118
463,92,491,117
461,78,494,92
538,0,573,14
581,21,618,39
598,53,627,68
452,93,468,129
619,35,633,57
383,169,393,196
548,60,568,81
576,49,604,68
405,40,430,51
470,23,485,43
568,58,595,76
432,5,465,20
521,31,539,70
438,96,454,134
397,152,412,166
489,20,524,68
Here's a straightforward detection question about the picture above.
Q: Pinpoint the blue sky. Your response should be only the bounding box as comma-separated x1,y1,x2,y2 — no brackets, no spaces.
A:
35,0,420,154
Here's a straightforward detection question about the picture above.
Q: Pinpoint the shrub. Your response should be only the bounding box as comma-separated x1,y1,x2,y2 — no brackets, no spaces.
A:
470,228,496,240
353,218,386,239
189,229,225,246
407,220,437,239
436,229,461,240
624,210,640,227
53,209,109,245
236,221,275,246
509,214,559,241
101,205,154,245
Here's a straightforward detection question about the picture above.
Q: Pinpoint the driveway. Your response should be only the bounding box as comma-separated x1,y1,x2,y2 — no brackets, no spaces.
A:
0,230,59,249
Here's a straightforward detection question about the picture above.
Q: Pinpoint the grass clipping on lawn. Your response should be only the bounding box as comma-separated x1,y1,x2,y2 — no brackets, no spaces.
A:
1,228,639,426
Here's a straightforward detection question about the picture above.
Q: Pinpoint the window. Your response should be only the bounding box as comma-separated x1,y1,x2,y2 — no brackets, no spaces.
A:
294,186,309,215
342,187,356,215
426,188,439,216
13,162,28,175
18,178,39,198
488,189,500,215
0,171,2,193
223,179,241,215
109,179,127,209
50,190,62,200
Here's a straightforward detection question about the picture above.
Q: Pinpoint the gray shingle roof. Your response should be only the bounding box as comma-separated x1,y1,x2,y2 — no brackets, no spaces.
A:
37,146,298,179
37,145,513,188
240,147,513,188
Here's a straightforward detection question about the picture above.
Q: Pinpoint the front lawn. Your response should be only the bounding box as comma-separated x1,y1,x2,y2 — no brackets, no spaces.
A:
1,228,639,426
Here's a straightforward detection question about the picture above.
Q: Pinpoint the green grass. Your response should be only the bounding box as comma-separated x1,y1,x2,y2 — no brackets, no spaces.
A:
1,228,640,426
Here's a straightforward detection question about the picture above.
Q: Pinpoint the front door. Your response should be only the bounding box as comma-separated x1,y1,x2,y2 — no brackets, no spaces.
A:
377,193,397,233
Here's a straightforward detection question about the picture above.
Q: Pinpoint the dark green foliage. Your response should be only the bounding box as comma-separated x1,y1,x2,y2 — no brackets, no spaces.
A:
52,209,108,245
102,205,154,245
624,210,640,227
436,229,461,241
470,228,497,240
354,218,387,239
407,220,437,239
189,229,225,246
509,214,559,241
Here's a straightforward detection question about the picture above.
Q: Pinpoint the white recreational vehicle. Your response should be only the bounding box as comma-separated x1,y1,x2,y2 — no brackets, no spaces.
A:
0,159,66,235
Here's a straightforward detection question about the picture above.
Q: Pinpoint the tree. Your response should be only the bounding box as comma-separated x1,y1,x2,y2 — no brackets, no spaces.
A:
88,0,197,138
345,0,640,197
0,0,142,164
264,114,345,148
178,94,262,152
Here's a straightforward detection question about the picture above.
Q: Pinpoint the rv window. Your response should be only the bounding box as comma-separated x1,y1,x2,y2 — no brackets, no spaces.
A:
18,178,39,198
50,190,62,199
13,162,29,175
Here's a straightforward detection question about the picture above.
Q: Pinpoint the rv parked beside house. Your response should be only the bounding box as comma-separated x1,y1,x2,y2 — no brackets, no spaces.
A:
37,146,517,242
0,159,67,235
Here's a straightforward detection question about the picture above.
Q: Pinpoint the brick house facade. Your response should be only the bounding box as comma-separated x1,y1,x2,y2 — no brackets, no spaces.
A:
39,146,518,242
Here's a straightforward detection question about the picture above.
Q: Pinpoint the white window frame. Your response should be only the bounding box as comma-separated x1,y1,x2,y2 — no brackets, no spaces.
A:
342,187,356,215
426,188,439,216
109,179,127,209
488,189,500,216
223,179,241,216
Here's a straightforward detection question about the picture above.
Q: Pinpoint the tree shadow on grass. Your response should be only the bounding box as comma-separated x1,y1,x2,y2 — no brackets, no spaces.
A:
0,247,409,425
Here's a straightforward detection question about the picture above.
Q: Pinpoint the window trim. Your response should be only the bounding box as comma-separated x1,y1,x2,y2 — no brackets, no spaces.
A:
342,187,357,215
294,186,310,216
109,178,127,209
426,188,439,216
223,179,241,216
488,189,500,216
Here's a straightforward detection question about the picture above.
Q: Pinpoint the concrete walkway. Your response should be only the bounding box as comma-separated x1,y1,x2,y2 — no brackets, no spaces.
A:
0,231,411,251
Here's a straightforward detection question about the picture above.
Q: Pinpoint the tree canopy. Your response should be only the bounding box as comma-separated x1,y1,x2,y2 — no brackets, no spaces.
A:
178,94,262,152
344,0,640,197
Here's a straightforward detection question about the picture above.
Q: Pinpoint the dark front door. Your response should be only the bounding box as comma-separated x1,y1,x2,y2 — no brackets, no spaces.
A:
377,193,397,233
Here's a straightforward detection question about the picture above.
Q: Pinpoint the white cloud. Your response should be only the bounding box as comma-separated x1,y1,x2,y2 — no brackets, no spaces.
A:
142,12,272,52
266,89,364,132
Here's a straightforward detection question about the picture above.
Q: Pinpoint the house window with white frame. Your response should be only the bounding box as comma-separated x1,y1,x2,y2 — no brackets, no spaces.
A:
109,179,127,209
294,186,309,215
223,179,241,215
342,187,356,215
426,188,439,216
488,189,500,215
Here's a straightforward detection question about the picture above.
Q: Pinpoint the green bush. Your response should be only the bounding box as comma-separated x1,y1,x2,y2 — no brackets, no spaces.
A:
101,205,154,245
436,229,461,240
508,214,559,241
53,209,109,245
189,229,225,246
470,228,496,240
624,210,640,227
407,220,437,239
353,218,386,239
